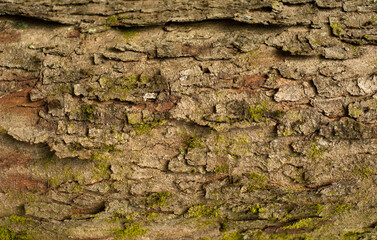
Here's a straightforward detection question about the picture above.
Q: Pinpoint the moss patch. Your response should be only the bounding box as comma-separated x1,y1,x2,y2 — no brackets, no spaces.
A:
114,222,148,239
330,22,345,36
247,101,269,122
81,103,97,121
282,218,316,230
90,152,111,179
187,204,219,218
247,173,268,191
185,135,205,149
306,141,325,161
133,119,166,136
222,232,243,240
146,192,172,208
0,226,30,240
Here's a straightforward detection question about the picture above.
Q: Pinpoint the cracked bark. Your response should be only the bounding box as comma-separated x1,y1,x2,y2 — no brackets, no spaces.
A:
0,0,377,239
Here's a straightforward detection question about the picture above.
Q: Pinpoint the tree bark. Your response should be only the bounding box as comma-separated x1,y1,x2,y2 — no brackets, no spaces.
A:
0,0,377,239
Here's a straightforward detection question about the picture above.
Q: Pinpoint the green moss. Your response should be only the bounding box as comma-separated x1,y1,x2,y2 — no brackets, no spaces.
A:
334,203,352,213
57,83,73,94
247,173,268,191
214,163,229,174
315,204,324,215
222,232,243,240
133,120,166,136
143,212,160,222
90,152,111,179
146,192,172,208
114,222,148,239
282,218,315,230
47,176,62,188
187,204,219,218
9,215,31,225
213,134,252,156
178,148,186,154
122,29,139,42
106,15,118,25
247,101,268,122
309,38,323,46
353,165,374,180
306,141,325,161
330,22,345,36
102,143,116,152
249,204,264,214
282,129,293,136
0,227,16,240
246,49,260,58
6,189,38,203
219,222,229,232
81,103,97,121
185,135,204,149
341,231,364,240
0,226,30,240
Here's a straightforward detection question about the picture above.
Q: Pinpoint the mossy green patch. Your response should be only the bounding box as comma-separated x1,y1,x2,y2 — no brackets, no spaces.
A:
187,204,219,218
111,212,148,239
247,101,268,122
222,232,243,240
9,215,31,225
122,28,139,42
102,143,116,152
146,192,172,208
330,22,345,36
90,152,111,179
185,135,204,149
247,173,268,191
214,163,229,174
0,227,16,240
353,165,374,180
341,231,365,240
133,120,166,136
334,203,352,213
57,83,72,94
282,129,293,136
212,134,252,156
306,141,325,161
106,15,118,25
249,204,264,215
0,226,31,240
81,103,97,121
114,222,148,239
282,218,315,230
219,222,229,232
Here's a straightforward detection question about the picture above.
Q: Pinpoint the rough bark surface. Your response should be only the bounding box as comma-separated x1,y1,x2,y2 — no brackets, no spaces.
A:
1,0,377,239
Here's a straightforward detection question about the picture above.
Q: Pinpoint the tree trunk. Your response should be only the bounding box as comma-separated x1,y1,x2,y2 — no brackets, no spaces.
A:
0,0,377,239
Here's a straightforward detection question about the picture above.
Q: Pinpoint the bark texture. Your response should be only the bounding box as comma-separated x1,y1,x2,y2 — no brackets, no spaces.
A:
1,0,377,239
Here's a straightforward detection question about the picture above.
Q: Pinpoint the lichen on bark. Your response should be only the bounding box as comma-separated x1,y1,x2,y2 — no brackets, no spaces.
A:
0,0,377,239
